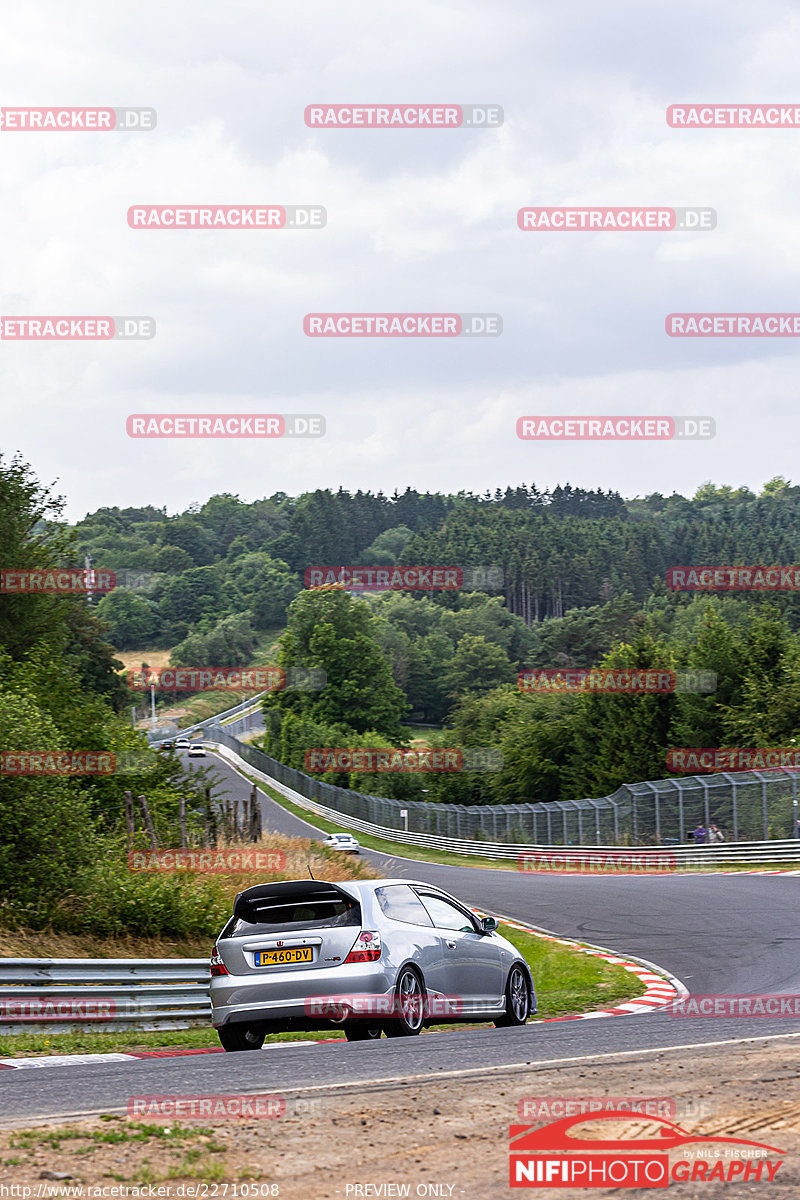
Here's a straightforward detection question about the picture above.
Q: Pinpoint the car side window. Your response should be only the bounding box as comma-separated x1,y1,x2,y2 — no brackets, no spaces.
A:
375,885,434,926
417,894,477,933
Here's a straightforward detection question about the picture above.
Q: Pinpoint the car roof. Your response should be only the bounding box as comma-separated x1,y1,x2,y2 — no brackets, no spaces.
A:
340,878,448,894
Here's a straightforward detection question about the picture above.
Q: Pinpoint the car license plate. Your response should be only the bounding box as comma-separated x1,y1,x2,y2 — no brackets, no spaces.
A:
254,947,313,967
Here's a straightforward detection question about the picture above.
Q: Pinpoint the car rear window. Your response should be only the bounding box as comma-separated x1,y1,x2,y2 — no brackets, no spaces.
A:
228,894,362,937
375,885,434,927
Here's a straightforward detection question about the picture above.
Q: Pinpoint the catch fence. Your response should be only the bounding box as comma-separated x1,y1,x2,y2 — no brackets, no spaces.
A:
205,725,800,848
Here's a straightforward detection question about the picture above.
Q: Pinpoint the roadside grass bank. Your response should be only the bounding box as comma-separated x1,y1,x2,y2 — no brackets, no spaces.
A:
0,921,645,1058
0,834,375,958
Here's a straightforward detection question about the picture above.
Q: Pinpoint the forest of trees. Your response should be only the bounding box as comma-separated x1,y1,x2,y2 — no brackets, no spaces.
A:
0,454,231,933
6,456,800,852
72,476,800,647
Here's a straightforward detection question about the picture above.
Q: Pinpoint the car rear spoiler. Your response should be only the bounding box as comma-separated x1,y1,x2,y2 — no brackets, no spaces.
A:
232,879,356,923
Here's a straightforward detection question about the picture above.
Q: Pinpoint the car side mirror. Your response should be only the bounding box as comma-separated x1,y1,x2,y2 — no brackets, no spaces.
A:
480,916,499,934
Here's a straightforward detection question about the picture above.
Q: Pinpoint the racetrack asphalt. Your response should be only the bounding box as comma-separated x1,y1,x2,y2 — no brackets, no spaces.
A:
1,749,797,1124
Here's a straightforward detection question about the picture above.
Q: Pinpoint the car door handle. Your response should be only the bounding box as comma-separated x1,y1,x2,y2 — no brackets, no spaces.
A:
445,940,457,949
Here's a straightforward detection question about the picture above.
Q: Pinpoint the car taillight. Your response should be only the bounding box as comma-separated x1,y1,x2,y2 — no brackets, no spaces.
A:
344,930,382,964
210,944,229,977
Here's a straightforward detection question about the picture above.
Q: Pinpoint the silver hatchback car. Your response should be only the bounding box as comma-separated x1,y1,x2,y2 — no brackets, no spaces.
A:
210,878,535,1050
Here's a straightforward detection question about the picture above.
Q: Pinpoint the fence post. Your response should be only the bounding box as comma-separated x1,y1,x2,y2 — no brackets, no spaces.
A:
248,785,257,840
250,789,262,842
124,790,135,847
732,780,738,840
137,795,157,849
701,778,710,831
179,797,187,849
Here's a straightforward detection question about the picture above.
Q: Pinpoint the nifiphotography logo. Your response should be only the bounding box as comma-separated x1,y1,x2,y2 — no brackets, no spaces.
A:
508,1110,785,1187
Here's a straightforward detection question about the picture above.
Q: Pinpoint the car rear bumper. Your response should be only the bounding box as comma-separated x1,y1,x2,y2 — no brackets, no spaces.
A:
210,962,396,1028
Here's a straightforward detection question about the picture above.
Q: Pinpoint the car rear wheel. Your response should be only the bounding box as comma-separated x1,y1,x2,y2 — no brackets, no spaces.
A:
495,964,531,1027
383,967,425,1037
217,1023,265,1051
343,1022,383,1041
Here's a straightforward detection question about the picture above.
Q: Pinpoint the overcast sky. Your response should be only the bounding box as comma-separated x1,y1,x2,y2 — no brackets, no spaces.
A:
2,0,799,521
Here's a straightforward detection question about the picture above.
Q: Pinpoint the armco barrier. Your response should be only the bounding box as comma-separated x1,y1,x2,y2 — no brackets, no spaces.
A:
161,693,800,849
207,736,800,867
0,959,210,1035
146,693,266,744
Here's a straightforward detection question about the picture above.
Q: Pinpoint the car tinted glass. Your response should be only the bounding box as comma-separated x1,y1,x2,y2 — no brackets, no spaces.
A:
228,897,361,937
375,885,434,926
418,894,476,932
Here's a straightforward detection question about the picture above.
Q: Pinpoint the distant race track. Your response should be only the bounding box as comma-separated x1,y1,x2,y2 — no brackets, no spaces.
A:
1,747,798,1125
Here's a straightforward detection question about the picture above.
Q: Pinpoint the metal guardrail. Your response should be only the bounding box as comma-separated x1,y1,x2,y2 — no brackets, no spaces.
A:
0,959,211,1036
146,694,267,744
208,738,800,867
205,723,800,849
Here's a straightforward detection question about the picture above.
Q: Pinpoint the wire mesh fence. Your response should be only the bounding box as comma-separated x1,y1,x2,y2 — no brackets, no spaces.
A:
207,725,800,847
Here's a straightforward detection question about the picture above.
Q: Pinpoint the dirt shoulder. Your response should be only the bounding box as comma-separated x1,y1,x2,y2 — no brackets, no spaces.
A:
1,1037,797,1197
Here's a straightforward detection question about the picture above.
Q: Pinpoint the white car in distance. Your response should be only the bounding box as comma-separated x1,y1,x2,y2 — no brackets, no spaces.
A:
323,832,360,854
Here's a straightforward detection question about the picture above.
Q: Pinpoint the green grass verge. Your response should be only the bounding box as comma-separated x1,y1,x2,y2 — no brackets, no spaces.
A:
0,921,645,1058
500,922,646,1017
